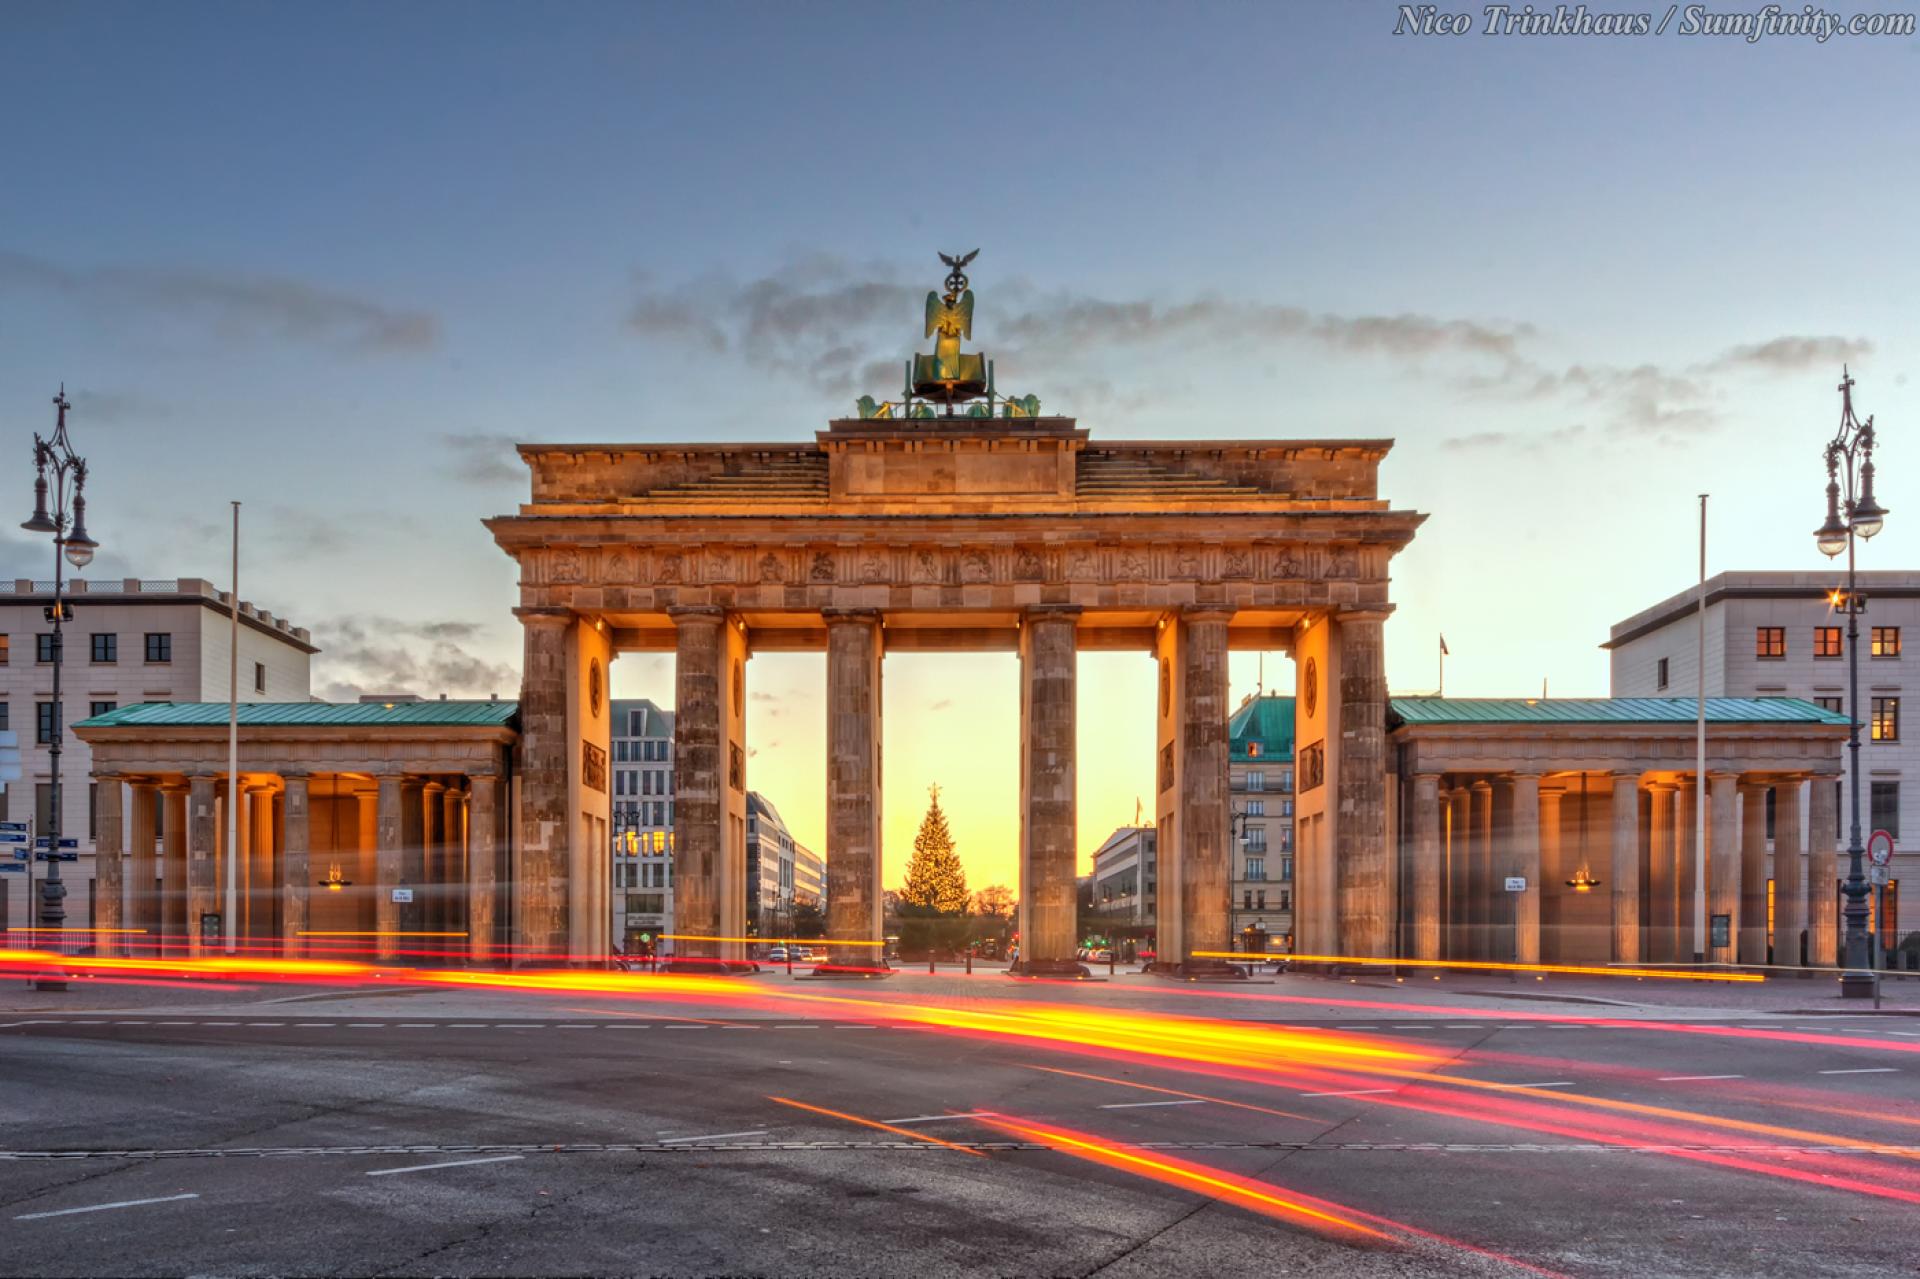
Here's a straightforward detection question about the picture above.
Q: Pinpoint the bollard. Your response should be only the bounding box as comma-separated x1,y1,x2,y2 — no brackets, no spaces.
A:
965,950,973,975
1108,950,1115,977
928,950,936,975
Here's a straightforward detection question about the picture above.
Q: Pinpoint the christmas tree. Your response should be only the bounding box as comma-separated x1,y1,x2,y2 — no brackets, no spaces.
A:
900,784,970,915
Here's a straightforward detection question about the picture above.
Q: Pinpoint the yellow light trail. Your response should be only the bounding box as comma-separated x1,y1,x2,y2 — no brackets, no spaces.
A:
768,1096,987,1156
657,934,882,947
296,931,470,938
1192,950,1766,983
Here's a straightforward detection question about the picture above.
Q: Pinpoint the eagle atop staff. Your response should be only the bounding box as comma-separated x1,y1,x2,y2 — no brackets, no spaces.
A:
914,249,987,402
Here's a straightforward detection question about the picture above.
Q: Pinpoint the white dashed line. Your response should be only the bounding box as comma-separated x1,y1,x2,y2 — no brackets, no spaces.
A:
662,1025,706,1031
1820,1067,1898,1075
1485,1081,1576,1090
16,1193,199,1220
1659,1074,1744,1082
1099,1099,1206,1110
112,1020,149,1026
884,1112,990,1125
1300,1088,1395,1098
294,1022,334,1028
366,1155,523,1177
775,1024,818,1029
494,1024,539,1029
659,1129,770,1144
447,1023,488,1029
245,1022,284,1027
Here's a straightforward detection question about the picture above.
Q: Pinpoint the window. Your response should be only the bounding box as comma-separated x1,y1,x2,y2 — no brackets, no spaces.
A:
1872,696,1900,742
1755,627,1786,659
89,782,98,839
1815,695,1845,715
89,700,116,718
1815,627,1843,658
1656,656,1670,689
1256,890,1266,911
35,701,60,745
36,633,56,663
1873,627,1902,657
1245,799,1264,817
90,633,116,664
615,740,629,762
36,783,55,834
1246,770,1265,792
1245,857,1265,880
254,661,266,693
1242,891,1253,911
0,702,7,732
1280,769,1292,791
1281,855,1294,882
144,632,172,663
0,634,7,664
1246,740,1263,758
1871,781,1900,839
1245,827,1267,851
1280,890,1292,911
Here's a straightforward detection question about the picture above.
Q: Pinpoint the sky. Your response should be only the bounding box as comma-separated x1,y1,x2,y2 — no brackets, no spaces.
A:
4,2,1918,892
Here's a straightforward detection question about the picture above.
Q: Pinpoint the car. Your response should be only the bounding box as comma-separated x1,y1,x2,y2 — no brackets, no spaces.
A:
1089,948,1113,963
766,946,791,962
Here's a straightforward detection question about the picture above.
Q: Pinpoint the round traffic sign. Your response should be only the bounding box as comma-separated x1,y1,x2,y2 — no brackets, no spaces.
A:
1868,829,1895,867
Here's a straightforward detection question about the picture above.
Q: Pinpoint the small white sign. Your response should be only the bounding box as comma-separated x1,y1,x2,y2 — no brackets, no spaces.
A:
1870,865,1891,887
391,888,414,903
1504,876,1528,892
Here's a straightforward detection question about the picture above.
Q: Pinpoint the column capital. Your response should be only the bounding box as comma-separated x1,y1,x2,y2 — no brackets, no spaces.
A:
1333,608,1393,626
421,780,447,796
513,606,573,627
821,607,883,625
1609,769,1645,784
1177,606,1236,624
667,604,727,624
91,771,123,784
1023,604,1084,622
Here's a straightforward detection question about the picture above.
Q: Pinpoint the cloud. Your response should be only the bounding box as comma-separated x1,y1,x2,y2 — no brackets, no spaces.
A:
928,698,954,711
1701,335,1872,374
0,250,438,354
312,615,518,702
442,433,526,486
1441,424,1588,452
749,690,780,702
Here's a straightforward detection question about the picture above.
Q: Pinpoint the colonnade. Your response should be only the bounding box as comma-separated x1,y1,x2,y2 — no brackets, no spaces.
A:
90,770,503,963
1406,770,1842,967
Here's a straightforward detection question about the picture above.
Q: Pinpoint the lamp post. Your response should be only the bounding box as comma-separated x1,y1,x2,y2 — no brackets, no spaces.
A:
1813,367,1888,999
20,388,102,992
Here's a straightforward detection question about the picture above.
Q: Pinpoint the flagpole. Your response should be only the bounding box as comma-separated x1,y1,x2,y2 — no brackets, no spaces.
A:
225,501,240,956
1438,635,1446,697
1694,494,1708,962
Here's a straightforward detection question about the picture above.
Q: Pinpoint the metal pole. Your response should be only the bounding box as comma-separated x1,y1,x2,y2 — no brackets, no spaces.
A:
225,501,240,955
1841,529,1873,995
1694,494,1708,962
37,530,69,990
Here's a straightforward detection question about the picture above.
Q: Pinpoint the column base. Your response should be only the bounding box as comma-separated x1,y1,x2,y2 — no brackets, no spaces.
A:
800,961,895,980
1006,958,1092,979
663,957,760,976
1148,958,1251,981
1839,971,1879,998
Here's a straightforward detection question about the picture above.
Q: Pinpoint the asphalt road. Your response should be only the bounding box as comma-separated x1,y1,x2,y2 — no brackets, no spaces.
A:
1,989,1917,1277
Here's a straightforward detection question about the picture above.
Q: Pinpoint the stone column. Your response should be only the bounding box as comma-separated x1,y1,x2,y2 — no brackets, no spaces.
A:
162,786,188,955
1335,614,1390,957
1446,787,1471,958
128,782,158,954
375,774,405,961
1674,781,1699,962
1708,772,1741,966
468,773,498,964
824,609,884,966
1510,773,1542,965
1469,782,1493,960
1647,784,1676,965
515,607,573,962
443,785,467,937
355,785,378,939
246,786,275,946
1610,771,1642,963
1738,781,1770,965
1808,773,1839,967
1175,609,1233,962
671,606,726,963
280,774,309,957
1538,786,1564,961
187,774,218,957
1019,606,1080,969
1411,774,1443,962
1773,778,1806,967
400,780,426,936
420,780,445,936
93,775,124,956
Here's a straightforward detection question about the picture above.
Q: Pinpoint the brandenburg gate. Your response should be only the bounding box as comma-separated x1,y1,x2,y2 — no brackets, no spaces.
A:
485,253,1426,974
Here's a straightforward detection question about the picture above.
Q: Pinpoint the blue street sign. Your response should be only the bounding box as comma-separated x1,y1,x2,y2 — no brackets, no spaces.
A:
0,864,22,873
31,837,79,850
0,820,27,833
0,833,27,846
34,851,77,862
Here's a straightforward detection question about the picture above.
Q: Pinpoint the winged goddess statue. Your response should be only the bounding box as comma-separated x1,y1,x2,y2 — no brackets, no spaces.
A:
924,249,978,382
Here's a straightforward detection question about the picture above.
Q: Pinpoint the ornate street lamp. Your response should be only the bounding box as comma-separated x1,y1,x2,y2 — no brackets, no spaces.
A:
20,388,102,991
1814,367,1887,999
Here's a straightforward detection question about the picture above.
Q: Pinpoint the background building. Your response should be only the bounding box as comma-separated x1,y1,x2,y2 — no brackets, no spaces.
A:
746,790,794,937
1229,692,1295,951
609,697,675,950
1087,824,1156,946
1608,570,1918,944
0,576,314,934
792,839,824,910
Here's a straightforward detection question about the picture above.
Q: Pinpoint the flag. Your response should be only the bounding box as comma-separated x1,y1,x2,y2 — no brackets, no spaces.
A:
1439,634,1449,656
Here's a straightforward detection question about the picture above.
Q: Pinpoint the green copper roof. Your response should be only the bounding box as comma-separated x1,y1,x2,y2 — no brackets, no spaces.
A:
1388,697,1848,726
1229,694,1295,761
76,701,520,729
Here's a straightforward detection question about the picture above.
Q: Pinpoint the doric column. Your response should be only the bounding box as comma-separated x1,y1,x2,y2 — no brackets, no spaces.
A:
1510,773,1541,965
1708,772,1741,965
1674,780,1699,962
420,780,445,936
1647,783,1676,965
468,773,499,964
1334,614,1389,957
1538,785,1564,960
1773,778,1806,967
1469,782,1493,960
1738,781,1770,965
671,606,727,962
515,607,573,962
1019,606,1080,968
128,782,158,954
280,774,310,957
824,609,884,965
443,785,467,936
162,785,188,955
1411,774,1443,962
93,774,124,956
400,780,426,936
187,774,219,957
245,785,275,946
1176,609,1233,961
1446,787,1471,958
1808,773,1839,967
375,774,405,961
1610,771,1642,963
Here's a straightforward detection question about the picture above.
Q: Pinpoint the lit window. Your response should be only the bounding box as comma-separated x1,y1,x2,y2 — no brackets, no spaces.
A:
1873,627,1902,658
1755,627,1786,659
1872,696,1900,742
1815,627,1843,658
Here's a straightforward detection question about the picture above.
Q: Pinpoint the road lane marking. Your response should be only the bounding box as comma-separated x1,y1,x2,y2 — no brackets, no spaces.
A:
662,1025,705,1030
294,1022,334,1027
447,1023,488,1028
659,1130,770,1144
112,1020,149,1025
884,1113,991,1125
366,1155,524,1177
16,1193,199,1220
1300,1089,1394,1097
245,1022,284,1027
1099,1099,1206,1110
493,1024,539,1029
1820,1067,1898,1075
1659,1074,1744,1081
1484,1081,1576,1089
